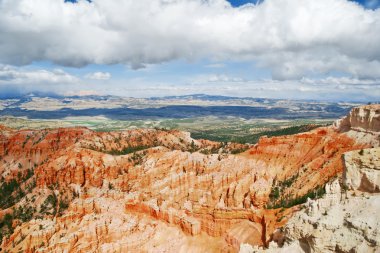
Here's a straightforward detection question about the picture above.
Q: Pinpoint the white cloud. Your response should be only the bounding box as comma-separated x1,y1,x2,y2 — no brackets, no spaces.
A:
85,71,111,80
0,0,379,80
301,76,380,86
205,74,245,82
102,75,379,101
63,89,101,96
205,63,226,68
0,65,78,84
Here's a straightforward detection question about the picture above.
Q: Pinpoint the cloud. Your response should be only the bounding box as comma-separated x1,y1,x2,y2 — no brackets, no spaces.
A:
0,65,80,97
205,63,226,68
301,76,380,86
85,71,111,80
63,89,101,96
110,76,380,101
1,63,378,101
204,74,245,82
0,65,78,84
0,0,379,80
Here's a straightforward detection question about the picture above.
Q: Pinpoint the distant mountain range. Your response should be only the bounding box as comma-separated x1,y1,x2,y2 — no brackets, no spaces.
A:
0,94,361,120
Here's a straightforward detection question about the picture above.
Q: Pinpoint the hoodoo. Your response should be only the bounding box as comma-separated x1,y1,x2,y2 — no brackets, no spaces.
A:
0,105,379,252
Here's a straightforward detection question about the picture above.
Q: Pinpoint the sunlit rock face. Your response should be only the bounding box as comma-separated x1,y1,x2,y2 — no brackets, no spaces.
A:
246,105,380,253
334,104,380,147
248,147,380,253
334,104,380,133
0,105,379,253
343,148,380,193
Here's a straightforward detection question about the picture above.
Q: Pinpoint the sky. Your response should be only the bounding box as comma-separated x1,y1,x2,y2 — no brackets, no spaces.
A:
0,0,380,102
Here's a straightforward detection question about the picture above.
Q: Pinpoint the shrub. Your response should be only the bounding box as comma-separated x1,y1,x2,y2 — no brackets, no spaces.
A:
267,186,326,209
269,186,280,200
58,200,69,215
105,145,150,155
230,147,248,154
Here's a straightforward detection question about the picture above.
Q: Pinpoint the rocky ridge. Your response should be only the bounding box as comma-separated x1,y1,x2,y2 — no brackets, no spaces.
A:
243,104,380,253
244,147,380,253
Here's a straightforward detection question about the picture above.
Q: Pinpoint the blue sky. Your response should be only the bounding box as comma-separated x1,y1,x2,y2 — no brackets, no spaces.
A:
65,0,380,9
1,0,380,101
228,0,380,9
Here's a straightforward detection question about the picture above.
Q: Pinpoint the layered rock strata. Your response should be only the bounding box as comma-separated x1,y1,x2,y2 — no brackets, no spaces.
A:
246,146,380,253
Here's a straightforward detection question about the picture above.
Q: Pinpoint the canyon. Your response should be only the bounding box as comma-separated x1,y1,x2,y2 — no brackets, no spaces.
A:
0,104,379,252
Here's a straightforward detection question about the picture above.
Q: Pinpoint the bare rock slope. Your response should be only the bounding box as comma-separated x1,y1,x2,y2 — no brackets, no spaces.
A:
246,147,380,253
245,104,380,253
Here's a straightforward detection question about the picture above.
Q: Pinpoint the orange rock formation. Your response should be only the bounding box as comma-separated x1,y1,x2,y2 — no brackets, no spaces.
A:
0,105,378,252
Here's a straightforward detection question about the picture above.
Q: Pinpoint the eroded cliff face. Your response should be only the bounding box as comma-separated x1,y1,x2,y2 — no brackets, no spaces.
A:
247,147,380,253
0,105,379,253
244,105,380,253
334,104,380,147
343,148,380,193
334,104,380,133
245,127,365,198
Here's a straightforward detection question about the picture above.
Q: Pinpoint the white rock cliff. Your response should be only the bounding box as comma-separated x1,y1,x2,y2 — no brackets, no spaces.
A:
245,105,380,253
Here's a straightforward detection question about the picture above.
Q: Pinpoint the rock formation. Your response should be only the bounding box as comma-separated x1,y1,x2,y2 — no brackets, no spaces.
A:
343,148,380,193
245,105,380,253
334,104,380,133
247,147,380,253
0,104,379,252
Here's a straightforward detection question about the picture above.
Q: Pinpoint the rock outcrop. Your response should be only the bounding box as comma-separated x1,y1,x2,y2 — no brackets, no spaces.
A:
249,146,380,253
334,104,380,147
246,127,366,198
343,147,380,193
334,104,380,133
